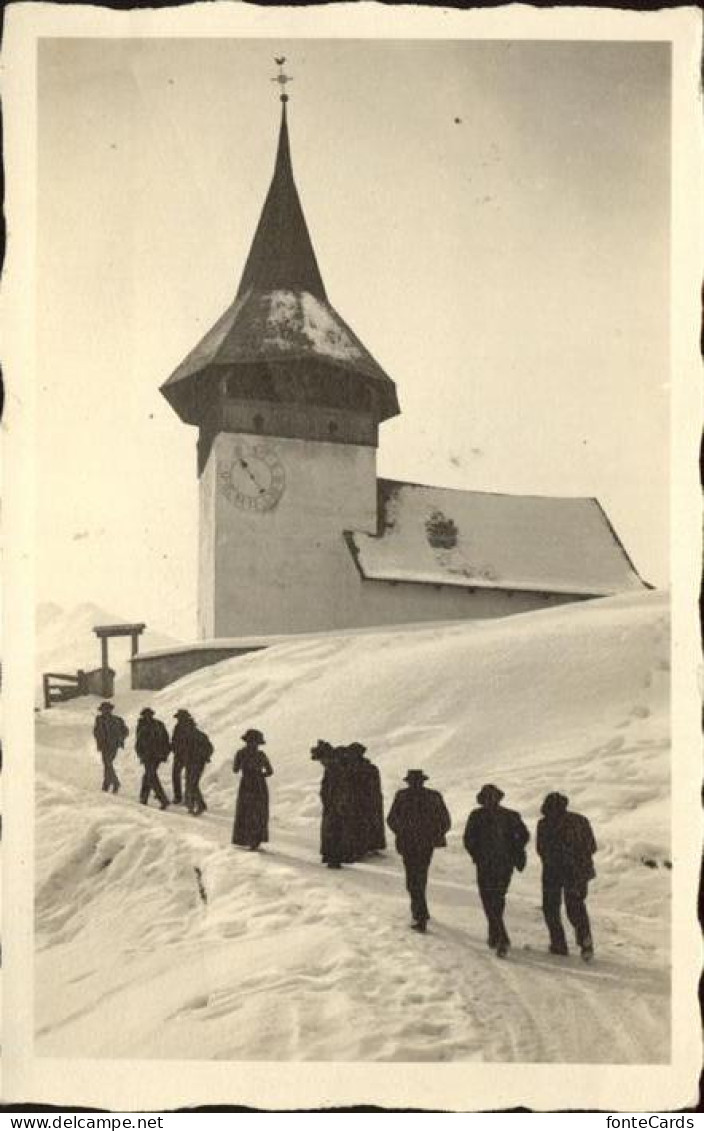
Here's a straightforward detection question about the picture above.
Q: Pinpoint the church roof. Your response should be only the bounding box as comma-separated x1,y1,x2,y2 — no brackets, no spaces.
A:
161,101,399,425
346,480,647,597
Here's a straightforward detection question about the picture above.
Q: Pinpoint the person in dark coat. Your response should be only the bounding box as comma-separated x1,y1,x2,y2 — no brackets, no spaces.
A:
346,742,386,857
362,752,386,854
311,740,355,868
312,740,339,866
93,701,129,794
170,709,193,804
537,792,597,961
135,707,171,809
387,770,451,933
232,728,273,849
340,744,370,862
463,784,529,958
181,717,214,816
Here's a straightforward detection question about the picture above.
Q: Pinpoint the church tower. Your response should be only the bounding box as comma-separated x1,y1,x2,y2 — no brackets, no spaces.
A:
161,74,400,639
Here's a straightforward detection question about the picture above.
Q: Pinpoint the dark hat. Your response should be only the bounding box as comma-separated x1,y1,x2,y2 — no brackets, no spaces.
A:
346,742,367,757
242,728,265,745
477,783,504,805
310,739,333,758
174,709,192,719
140,707,155,717
404,769,428,784
98,701,114,713
542,791,569,815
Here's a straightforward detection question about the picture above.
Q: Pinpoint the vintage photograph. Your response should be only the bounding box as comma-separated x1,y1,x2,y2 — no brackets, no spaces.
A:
32,33,674,1068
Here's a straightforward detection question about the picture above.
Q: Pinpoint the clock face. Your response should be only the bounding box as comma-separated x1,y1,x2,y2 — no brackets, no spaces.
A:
218,441,286,512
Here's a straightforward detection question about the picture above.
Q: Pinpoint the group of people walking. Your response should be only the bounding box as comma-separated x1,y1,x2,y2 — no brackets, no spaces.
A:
311,739,386,867
93,702,597,961
92,703,272,846
93,702,213,816
387,771,597,961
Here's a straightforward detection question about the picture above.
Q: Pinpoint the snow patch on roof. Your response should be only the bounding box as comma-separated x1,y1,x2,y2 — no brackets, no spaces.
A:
299,292,364,362
348,480,646,597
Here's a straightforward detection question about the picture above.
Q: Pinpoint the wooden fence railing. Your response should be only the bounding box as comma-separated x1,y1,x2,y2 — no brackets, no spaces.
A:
42,670,88,710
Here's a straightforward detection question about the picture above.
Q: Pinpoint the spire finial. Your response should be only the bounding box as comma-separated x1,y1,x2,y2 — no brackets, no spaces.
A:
272,56,293,103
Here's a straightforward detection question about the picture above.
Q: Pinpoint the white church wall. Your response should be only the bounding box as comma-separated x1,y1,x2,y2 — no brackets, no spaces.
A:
354,575,586,628
203,431,378,638
198,452,217,639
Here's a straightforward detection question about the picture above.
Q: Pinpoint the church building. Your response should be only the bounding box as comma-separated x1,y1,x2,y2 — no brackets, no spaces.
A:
160,85,646,645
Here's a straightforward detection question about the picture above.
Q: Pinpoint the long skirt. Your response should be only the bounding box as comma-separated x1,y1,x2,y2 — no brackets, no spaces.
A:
320,805,359,865
232,772,269,847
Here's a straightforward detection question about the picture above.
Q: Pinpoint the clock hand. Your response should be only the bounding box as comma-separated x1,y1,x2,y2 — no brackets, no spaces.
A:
239,457,267,494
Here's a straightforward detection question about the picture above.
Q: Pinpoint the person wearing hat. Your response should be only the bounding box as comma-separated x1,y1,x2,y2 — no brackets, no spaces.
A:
171,709,194,805
92,701,129,794
183,716,214,817
463,785,529,958
232,729,274,850
338,744,370,862
387,770,451,933
135,707,171,809
311,740,353,868
537,792,597,961
347,743,386,858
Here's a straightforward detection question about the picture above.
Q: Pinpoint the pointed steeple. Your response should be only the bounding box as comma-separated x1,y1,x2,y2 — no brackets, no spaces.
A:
161,73,400,435
237,100,326,301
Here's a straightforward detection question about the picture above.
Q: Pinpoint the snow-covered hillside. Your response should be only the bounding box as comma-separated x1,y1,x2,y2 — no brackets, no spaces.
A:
35,590,670,1062
36,602,181,693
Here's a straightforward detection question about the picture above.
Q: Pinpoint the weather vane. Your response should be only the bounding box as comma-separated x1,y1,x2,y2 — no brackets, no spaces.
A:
272,56,293,102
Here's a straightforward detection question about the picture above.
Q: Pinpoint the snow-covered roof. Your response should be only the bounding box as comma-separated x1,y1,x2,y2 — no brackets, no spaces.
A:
346,480,647,597
164,288,396,400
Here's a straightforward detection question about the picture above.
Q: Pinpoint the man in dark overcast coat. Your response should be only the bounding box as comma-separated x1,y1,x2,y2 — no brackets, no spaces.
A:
171,708,193,805
135,707,171,809
463,783,529,958
537,792,597,961
92,701,129,794
387,769,451,933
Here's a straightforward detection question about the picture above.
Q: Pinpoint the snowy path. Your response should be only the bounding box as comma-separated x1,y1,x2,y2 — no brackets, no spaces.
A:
35,593,671,1063
36,735,669,1064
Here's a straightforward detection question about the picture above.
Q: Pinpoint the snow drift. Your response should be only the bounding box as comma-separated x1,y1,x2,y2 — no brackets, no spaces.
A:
35,589,670,1062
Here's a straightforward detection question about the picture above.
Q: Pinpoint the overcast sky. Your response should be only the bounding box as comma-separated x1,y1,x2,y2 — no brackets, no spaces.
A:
37,37,670,640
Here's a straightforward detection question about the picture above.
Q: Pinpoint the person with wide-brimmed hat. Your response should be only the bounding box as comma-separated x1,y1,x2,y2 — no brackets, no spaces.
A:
135,706,171,809
312,740,347,867
92,700,129,794
345,742,386,859
537,792,597,961
463,784,529,958
232,729,273,850
170,709,194,805
386,770,451,933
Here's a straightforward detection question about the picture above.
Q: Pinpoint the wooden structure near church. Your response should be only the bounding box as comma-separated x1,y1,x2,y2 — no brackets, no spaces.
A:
93,623,145,666
41,622,145,707
42,666,115,709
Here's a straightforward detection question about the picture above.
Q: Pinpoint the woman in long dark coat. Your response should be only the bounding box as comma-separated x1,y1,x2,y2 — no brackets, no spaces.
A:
311,741,356,868
232,728,273,850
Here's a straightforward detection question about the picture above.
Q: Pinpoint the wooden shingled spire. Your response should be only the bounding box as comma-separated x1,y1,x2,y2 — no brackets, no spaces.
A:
236,96,327,302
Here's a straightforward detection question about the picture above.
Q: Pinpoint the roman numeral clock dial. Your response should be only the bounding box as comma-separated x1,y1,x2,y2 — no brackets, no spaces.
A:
218,441,286,512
